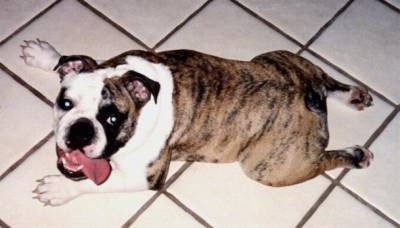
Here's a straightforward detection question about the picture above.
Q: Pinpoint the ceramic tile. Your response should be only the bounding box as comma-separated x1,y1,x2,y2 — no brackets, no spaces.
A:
0,0,55,41
132,194,203,227
301,52,394,178
0,138,156,228
0,0,143,101
305,187,394,228
167,161,185,180
85,0,208,48
0,70,53,175
342,113,400,223
168,163,330,227
310,0,400,103
385,0,400,9
236,0,348,43
157,0,299,60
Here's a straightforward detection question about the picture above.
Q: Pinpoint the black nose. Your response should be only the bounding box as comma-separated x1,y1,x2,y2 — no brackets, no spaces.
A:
66,118,95,149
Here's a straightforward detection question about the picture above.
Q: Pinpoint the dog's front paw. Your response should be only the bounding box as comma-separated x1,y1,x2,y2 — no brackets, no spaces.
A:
32,175,81,206
349,86,373,111
20,39,61,71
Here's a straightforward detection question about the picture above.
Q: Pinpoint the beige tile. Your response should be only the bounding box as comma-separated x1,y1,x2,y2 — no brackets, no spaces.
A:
86,0,207,48
0,70,53,175
157,0,299,60
342,113,400,223
0,0,55,41
301,52,394,178
0,0,143,101
310,0,400,103
0,138,156,228
169,162,330,227
166,161,185,181
132,194,204,227
305,187,394,228
385,0,400,9
237,0,348,43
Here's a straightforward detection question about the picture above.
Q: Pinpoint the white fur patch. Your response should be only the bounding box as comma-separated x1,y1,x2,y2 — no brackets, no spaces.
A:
56,72,107,158
55,55,174,191
21,39,61,71
110,56,175,189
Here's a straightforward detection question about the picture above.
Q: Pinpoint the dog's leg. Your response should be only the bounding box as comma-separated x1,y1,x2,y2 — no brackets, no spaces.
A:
20,39,104,72
33,148,171,206
20,39,61,71
33,168,150,206
323,76,373,111
318,145,374,171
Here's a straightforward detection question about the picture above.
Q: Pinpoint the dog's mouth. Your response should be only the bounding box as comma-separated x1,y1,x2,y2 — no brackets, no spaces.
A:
56,145,111,185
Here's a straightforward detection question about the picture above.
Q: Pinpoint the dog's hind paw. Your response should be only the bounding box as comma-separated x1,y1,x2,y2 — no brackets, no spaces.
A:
20,39,61,71
350,145,374,168
349,86,373,111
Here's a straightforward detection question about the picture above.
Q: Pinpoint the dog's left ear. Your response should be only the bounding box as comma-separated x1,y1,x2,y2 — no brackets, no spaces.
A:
53,55,98,79
120,71,160,106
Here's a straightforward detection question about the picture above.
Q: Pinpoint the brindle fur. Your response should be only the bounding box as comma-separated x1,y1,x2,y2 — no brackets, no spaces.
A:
98,50,369,188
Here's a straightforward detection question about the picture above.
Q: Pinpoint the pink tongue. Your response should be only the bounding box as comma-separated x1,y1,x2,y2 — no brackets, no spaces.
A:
69,150,111,185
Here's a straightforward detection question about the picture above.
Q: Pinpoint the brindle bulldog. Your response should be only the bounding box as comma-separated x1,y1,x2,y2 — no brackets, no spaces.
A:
20,39,373,206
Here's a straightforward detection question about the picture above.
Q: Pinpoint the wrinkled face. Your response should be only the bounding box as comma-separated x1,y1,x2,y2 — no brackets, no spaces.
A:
54,63,160,180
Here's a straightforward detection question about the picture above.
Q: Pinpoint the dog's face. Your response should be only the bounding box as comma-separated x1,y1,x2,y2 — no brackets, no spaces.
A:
53,56,160,180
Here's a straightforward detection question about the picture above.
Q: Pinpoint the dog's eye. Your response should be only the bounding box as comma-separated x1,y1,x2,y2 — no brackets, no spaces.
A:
106,114,118,125
58,99,74,111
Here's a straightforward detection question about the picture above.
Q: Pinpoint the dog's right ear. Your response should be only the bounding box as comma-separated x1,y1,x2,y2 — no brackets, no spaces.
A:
53,55,98,79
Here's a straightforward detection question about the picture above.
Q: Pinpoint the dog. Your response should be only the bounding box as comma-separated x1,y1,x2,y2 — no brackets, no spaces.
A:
20,39,374,206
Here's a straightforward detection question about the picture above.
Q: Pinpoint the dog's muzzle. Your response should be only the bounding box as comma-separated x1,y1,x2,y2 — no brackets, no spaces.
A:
66,117,95,150
56,146,112,185
56,118,112,185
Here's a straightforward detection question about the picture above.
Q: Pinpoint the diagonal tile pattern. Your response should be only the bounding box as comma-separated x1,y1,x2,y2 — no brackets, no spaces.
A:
0,0,56,42
0,0,399,227
310,0,400,103
236,0,349,43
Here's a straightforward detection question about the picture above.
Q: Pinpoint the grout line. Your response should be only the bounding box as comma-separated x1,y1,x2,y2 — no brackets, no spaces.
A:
0,218,11,228
0,0,62,47
121,191,163,228
337,183,400,227
163,191,213,228
306,49,397,107
363,105,400,148
322,106,400,225
122,162,193,227
231,0,304,48
321,172,335,182
297,107,399,226
231,0,397,109
0,63,54,107
296,182,337,227
298,164,358,227
297,0,354,55
152,0,213,51
0,131,54,182
380,0,400,13
163,162,193,189
77,0,152,51
335,105,400,188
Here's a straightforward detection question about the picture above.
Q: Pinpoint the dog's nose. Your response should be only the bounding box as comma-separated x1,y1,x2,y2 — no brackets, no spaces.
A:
66,118,95,149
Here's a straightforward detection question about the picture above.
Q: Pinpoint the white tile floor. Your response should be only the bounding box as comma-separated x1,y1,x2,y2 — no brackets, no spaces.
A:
0,0,399,227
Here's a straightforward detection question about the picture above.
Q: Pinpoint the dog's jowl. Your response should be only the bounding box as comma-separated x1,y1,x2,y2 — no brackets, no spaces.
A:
21,39,373,206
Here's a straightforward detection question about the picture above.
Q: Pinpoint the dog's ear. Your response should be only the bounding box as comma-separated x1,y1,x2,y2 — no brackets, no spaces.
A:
53,55,98,79
119,70,160,107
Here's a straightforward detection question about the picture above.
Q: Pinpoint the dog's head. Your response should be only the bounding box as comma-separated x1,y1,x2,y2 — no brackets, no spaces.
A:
53,55,160,182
